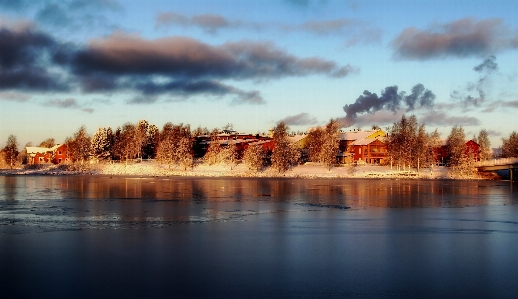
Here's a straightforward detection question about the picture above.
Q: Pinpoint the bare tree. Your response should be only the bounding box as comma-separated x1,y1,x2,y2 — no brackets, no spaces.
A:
2,135,19,169
477,129,491,161
204,129,221,165
38,138,55,148
220,141,239,170
156,123,176,167
66,126,91,164
271,122,300,173
319,119,340,170
135,119,149,159
306,127,324,163
502,131,518,158
243,143,264,171
119,123,139,164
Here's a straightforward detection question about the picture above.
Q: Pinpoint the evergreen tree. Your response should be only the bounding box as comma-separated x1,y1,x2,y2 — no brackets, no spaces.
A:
2,135,19,169
144,124,159,159
91,127,111,161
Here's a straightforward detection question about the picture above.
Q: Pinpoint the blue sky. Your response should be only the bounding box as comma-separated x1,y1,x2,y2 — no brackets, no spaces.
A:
0,0,517,147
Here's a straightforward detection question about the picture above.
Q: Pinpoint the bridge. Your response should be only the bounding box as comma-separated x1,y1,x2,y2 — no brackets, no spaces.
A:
476,158,518,181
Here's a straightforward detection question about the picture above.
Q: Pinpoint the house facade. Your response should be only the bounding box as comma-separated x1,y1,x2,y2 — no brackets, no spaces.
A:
26,144,68,164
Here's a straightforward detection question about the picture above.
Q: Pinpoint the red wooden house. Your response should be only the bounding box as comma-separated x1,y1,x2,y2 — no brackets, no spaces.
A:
26,144,69,164
435,140,480,165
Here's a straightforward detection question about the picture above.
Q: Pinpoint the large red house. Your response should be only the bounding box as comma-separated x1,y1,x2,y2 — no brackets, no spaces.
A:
435,140,480,165
26,144,69,164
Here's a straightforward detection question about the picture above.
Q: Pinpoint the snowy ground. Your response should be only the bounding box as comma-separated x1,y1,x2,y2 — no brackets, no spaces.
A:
0,161,494,180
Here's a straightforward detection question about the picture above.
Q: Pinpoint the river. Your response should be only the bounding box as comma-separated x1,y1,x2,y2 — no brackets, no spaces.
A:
1,175,518,298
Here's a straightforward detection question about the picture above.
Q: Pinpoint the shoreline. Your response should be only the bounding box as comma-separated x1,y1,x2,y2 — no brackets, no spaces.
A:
0,162,498,180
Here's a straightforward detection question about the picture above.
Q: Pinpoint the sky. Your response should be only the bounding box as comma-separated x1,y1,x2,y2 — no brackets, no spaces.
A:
0,0,517,148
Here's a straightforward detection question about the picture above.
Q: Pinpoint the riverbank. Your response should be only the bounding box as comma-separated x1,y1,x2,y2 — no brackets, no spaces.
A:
0,161,496,180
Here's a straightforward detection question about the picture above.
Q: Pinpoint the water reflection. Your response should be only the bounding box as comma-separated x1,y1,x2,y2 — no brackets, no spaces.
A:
1,175,517,234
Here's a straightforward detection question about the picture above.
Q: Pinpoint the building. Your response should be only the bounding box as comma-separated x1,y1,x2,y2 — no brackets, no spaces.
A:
26,144,68,164
435,140,480,165
337,129,387,164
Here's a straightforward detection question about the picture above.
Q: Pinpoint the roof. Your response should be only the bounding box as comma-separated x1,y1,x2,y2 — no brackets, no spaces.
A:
26,144,63,154
353,137,386,146
338,129,385,141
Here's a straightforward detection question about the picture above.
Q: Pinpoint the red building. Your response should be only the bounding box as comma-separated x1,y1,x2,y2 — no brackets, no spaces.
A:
436,140,480,165
26,144,69,164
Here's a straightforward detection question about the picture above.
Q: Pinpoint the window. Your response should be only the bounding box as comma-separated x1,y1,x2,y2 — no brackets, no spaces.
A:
39,157,43,162
59,158,62,163
58,151,62,155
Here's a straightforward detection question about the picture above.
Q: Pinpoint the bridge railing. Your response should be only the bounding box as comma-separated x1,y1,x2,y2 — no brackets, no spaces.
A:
475,157,518,167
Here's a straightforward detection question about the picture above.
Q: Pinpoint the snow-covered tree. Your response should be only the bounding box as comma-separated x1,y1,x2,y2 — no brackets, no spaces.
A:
243,143,264,171
271,122,300,173
502,131,518,158
38,138,55,148
319,119,340,170
446,125,474,176
477,129,491,161
220,141,239,170
91,127,111,161
119,123,139,163
204,129,222,165
156,122,176,167
2,135,19,169
143,124,159,159
157,123,192,168
306,127,324,162
387,115,418,170
66,126,91,164
135,119,149,159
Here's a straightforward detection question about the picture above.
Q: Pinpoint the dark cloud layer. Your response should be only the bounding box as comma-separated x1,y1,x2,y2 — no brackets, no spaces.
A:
420,111,480,126
392,18,518,60
340,84,435,127
0,23,352,105
277,113,318,126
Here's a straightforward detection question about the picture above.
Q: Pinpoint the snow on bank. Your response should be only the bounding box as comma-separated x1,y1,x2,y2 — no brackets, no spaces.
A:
0,161,493,180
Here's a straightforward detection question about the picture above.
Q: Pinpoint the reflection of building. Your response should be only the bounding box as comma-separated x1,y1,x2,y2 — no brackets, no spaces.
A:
26,144,68,164
337,129,387,164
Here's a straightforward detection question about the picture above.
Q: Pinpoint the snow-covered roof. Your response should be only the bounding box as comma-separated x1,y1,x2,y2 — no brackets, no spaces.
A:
26,144,63,154
288,135,306,143
338,130,378,141
353,137,386,146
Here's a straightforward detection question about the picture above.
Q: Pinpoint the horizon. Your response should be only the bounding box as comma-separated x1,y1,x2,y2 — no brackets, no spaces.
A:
1,0,517,148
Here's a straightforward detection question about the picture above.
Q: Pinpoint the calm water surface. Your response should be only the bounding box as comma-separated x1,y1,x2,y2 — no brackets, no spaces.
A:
1,175,518,298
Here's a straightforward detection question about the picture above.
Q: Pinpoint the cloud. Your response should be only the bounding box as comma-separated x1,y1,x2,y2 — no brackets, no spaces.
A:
155,12,381,45
420,110,480,126
392,18,518,60
278,113,318,126
156,12,236,34
44,98,94,112
451,55,498,109
0,24,353,105
341,84,435,127
2,0,122,31
0,22,70,91
487,130,501,137
0,92,31,102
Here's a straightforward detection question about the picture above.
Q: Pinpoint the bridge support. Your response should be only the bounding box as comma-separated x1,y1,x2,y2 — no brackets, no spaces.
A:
511,167,514,182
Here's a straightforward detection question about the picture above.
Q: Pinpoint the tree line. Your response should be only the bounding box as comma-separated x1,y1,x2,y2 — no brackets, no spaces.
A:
2,117,517,173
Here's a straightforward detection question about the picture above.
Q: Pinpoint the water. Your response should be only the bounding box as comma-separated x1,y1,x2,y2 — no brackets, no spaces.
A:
1,175,518,298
